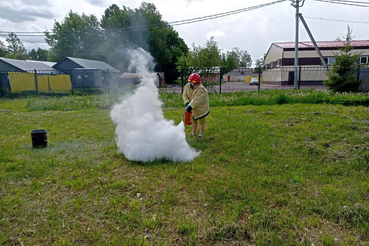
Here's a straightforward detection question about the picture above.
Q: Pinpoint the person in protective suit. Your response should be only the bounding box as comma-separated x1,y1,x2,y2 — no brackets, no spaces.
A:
182,73,210,139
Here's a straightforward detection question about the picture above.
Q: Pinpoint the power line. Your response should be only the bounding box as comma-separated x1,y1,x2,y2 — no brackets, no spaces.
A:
325,0,369,3
312,0,369,7
0,0,287,37
313,0,369,4
168,0,287,26
111,0,288,34
305,16,369,24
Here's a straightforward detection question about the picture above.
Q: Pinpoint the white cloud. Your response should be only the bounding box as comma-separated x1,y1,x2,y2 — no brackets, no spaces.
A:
84,0,107,7
206,29,225,39
0,0,55,23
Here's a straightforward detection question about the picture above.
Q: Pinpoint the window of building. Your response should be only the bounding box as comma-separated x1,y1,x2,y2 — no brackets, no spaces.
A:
323,57,336,65
327,57,335,65
360,56,368,64
276,59,280,67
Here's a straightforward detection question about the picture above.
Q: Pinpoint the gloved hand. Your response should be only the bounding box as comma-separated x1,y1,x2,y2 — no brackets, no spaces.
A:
185,102,189,107
186,105,192,113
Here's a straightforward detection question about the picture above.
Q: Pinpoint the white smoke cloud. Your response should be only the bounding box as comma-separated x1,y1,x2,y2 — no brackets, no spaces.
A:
110,48,200,162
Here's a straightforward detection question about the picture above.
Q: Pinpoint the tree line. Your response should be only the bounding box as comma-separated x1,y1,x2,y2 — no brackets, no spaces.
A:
0,32,49,61
0,2,261,83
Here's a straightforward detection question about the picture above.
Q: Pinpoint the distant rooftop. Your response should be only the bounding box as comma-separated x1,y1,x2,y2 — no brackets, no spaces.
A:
26,60,57,67
0,57,59,72
61,57,119,72
273,40,369,49
223,67,254,76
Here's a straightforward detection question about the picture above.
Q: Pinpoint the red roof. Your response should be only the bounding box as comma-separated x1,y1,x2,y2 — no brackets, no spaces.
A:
274,40,369,49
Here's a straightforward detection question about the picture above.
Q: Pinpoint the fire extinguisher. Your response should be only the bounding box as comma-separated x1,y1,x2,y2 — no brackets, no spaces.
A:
184,111,192,125
182,110,192,125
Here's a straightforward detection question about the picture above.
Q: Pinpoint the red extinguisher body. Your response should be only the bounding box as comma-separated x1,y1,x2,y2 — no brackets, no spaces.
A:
184,111,192,125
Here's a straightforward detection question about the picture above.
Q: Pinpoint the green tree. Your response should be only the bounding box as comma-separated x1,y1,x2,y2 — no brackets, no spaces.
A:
6,32,28,60
221,50,238,74
200,37,222,67
235,47,252,67
28,48,37,60
323,26,362,92
139,2,186,71
0,40,8,57
161,26,188,83
45,10,102,62
44,2,187,83
254,53,265,72
221,47,252,74
100,2,188,77
28,48,49,61
179,37,221,69
101,4,144,50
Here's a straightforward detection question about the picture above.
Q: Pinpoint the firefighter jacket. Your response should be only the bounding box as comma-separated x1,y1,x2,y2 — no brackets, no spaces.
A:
182,83,210,120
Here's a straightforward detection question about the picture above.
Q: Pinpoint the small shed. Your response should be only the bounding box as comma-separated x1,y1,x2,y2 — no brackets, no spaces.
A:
0,57,59,91
53,57,120,88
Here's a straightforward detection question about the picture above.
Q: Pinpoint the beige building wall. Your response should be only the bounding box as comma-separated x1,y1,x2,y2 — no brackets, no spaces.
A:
264,45,283,64
262,69,328,85
223,75,246,82
283,49,369,58
262,69,285,82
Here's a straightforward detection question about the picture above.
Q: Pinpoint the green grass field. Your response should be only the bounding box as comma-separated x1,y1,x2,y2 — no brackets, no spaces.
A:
1,90,369,245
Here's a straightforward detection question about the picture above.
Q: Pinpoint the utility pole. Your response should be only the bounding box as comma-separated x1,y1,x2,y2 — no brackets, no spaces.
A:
291,0,305,89
298,14,328,69
294,0,299,89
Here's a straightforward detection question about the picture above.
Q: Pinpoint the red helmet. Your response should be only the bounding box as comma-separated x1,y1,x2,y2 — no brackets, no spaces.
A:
188,73,201,84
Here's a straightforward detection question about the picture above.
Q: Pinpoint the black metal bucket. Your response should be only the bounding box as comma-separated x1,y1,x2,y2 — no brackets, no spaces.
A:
30,129,47,148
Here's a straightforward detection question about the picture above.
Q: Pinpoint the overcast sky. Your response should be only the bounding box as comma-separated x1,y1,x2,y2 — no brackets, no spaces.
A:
0,0,368,64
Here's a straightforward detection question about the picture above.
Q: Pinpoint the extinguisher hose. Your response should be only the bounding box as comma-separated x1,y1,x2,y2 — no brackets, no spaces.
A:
182,111,186,122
